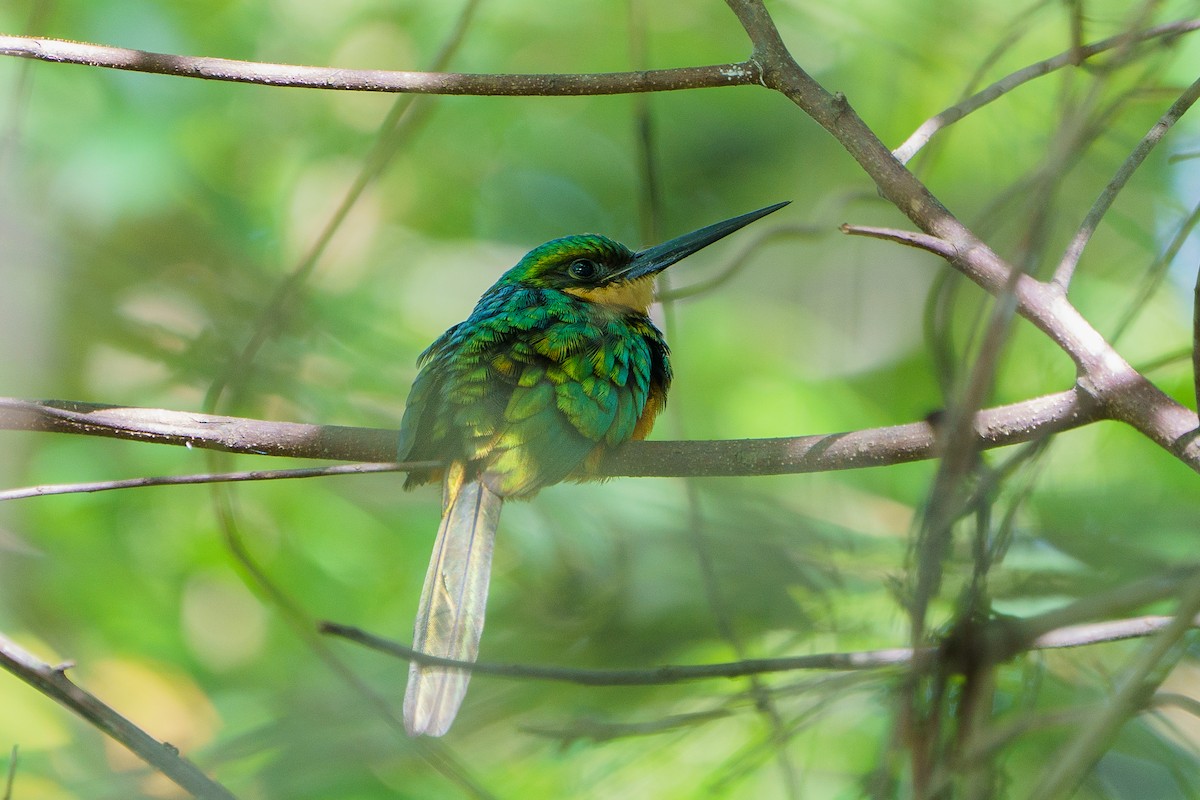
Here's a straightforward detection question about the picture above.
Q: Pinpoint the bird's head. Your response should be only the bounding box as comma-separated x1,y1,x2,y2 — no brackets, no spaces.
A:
498,201,789,313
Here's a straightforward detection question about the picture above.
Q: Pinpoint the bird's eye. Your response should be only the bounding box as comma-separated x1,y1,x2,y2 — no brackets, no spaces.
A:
568,258,599,280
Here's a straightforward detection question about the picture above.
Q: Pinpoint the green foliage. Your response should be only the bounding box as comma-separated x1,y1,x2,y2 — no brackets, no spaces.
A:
2,0,1200,797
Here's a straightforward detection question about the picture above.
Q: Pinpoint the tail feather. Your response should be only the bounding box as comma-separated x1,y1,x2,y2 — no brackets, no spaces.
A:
403,477,503,736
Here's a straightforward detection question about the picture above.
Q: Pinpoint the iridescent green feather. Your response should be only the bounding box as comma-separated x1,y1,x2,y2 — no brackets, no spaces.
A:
399,272,670,494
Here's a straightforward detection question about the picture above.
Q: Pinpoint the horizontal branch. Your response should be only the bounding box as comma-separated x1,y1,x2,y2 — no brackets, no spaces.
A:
0,398,391,460
0,633,234,799
322,622,918,683
0,35,758,95
321,612,1200,686
0,392,1101,480
0,462,417,501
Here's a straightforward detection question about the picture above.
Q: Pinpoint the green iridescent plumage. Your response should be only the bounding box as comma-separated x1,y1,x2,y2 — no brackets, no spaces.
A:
397,235,671,497
398,202,787,736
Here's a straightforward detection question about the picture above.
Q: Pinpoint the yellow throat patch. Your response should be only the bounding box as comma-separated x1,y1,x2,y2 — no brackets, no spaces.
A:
563,275,656,313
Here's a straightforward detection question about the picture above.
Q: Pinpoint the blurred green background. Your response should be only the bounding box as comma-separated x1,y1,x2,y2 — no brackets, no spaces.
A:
3,0,1200,797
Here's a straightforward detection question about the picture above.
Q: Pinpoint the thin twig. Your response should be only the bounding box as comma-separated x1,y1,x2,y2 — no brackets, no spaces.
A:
0,462,410,502
840,224,955,258
1195,261,1200,413
204,487,496,798
1151,692,1200,718
1067,0,1084,63
893,17,1200,163
1112,196,1200,343
0,634,235,799
322,611,1200,686
728,0,1200,472
1053,74,1200,288
2,746,14,800
205,0,479,413
323,620,920,683
0,35,758,95
1030,575,1200,800
1006,565,1200,651
1032,615,1197,648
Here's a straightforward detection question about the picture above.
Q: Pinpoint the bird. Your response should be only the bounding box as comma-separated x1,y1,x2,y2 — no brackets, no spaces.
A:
397,201,788,736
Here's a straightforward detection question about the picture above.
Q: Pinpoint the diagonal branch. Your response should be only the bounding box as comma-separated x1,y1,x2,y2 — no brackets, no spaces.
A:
1030,574,1200,799
1053,74,1200,288
204,0,484,414
893,17,1200,163
724,0,1200,472
0,35,757,95
0,633,234,800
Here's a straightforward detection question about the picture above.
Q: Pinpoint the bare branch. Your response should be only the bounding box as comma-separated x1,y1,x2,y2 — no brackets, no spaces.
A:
2,746,14,800
724,0,1200,472
7,0,1198,792
207,0,475,414
0,634,234,799
839,224,955,258
1053,74,1200,288
1195,263,1200,414
1066,0,1084,62
321,621,919,683
893,18,1200,163
1151,692,1200,718
1007,566,1200,650
0,398,395,461
1113,196,1200,342
321,610,1200,686
0,35,757,96
1032,615,1196,648
0,462,412,502
0,391,1101,482
1030,575,1200,799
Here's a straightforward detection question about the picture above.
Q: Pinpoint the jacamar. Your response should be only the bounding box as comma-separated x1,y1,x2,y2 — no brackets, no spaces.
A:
397,201,787,736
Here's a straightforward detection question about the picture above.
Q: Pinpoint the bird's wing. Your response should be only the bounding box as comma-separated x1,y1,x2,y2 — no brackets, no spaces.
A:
402,289,663,497
398,324,462,487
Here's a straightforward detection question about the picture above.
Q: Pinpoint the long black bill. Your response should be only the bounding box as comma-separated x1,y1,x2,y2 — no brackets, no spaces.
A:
624,201,790,280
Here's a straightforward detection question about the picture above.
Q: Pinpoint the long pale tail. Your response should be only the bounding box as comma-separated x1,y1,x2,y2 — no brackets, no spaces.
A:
403,476,503,736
